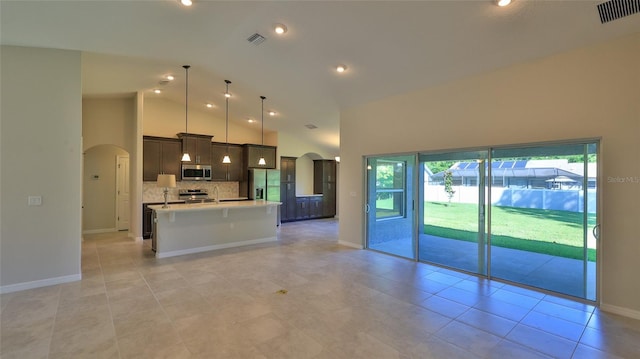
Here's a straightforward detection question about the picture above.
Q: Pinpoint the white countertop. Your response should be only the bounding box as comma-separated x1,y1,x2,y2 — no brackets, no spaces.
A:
144,197,248,204
149,200,281,213
296,194,323,198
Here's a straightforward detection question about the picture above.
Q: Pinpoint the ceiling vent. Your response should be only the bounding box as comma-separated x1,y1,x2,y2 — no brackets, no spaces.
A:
247,33,266,45
305,124,318,130
597,0,640,24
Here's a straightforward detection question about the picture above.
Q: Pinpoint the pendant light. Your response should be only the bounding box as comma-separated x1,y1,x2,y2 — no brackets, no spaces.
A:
258,96,267,166
181,65,191,162
222,80,232,164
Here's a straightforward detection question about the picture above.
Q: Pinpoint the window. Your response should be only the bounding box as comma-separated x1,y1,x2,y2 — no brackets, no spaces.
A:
375,160,406,219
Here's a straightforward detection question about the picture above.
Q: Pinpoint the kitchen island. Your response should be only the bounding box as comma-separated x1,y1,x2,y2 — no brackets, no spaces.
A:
149,200,281,258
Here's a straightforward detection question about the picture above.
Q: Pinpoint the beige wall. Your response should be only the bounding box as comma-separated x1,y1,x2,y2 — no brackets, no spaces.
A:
82,96,139,238
340,34,640,316
83,145,128,232
296,155,315,195
82,97,135,152
277,131,334,160
143,97,275,146
1,46,82,290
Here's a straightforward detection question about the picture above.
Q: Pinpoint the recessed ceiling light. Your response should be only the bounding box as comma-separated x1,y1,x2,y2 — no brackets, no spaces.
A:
153,89,161,94
248,118,255,123
269,111,276,116
179,0,193,6
224,92,231,98
206,103,213,108
274,24,287,35
495,0,512,6
336,65,347,73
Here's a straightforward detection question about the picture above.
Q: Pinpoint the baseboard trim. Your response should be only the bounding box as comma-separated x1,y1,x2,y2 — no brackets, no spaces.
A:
82,228,117,235
0,274,81,294
156,237,278,259
129,233,144,241
599,303,640,320
338,240,363,249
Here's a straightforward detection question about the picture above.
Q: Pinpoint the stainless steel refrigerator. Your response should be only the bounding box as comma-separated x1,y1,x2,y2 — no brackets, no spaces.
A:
248,169,281,225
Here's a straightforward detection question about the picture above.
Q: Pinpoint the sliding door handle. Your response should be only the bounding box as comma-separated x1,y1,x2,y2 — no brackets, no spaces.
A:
592,224,601,240
365,204,370,213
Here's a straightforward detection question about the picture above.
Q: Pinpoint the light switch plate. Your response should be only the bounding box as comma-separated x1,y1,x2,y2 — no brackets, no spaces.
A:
28,196,42,206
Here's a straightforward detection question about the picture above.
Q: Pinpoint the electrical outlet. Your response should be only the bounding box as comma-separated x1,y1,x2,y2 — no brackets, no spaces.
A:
28,196,42,206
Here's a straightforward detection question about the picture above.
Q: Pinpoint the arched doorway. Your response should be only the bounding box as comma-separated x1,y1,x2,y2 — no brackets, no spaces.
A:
83,144,130,234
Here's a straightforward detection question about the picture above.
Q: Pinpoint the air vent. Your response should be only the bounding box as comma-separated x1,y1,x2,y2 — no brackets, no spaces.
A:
247,33,266,45
305,124,318,130
597,0,640,24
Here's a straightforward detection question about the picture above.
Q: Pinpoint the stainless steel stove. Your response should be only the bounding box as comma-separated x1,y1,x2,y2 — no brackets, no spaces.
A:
179,189,215,203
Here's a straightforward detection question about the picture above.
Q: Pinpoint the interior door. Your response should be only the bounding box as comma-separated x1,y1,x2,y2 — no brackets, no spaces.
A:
365,155,417,259
116,155,130,231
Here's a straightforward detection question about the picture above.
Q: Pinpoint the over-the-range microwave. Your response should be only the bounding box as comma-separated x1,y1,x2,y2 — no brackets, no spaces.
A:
182,164,212,181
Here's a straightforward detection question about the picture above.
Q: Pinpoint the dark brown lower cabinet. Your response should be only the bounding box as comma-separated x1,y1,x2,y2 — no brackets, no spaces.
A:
281,182,297,222
143,204,154,239
296,197,310,220
290,196,324,221
143,202,181,239
309,196,323,218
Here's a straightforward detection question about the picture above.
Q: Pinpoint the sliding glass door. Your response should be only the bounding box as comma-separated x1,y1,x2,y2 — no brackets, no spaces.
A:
365,155,417,259
490,142,598,300
364,140,599,301
419,151,488,275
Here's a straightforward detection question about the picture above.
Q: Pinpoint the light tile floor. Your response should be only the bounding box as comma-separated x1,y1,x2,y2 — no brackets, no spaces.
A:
1,218,639,358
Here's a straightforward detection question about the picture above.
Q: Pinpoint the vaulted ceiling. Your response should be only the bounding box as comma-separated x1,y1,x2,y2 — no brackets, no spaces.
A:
2,1,639,154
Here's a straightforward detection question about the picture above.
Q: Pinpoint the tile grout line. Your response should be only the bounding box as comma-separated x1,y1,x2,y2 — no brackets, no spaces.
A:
570,309,598,357
44,285,62,359
97,240,124,359
137,262,197,356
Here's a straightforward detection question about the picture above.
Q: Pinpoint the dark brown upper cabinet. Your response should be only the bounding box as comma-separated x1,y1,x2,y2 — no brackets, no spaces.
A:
244,144,276,169
177,133,212,165
143,136,182,181
211,142,244,181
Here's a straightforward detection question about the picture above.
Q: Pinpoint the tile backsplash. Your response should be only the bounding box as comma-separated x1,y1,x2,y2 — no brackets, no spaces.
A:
143,181,240,203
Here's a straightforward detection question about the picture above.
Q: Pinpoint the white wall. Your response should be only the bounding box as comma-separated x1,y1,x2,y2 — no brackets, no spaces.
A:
340,34,640,316
0,46,82,291
83,145,128,232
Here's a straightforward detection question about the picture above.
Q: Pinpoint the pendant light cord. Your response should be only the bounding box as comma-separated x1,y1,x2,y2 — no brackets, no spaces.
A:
225,80,231,152
260,96,265,146
260,96,266,158
183,65,190,135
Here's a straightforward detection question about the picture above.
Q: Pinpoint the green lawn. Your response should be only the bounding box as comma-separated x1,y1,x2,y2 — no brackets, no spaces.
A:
424,202,596,261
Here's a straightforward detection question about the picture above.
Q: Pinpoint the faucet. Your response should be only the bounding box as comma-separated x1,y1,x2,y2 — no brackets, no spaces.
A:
212,185,219,203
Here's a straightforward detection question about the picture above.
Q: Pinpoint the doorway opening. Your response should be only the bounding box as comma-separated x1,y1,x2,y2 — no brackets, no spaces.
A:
83,145,130,234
